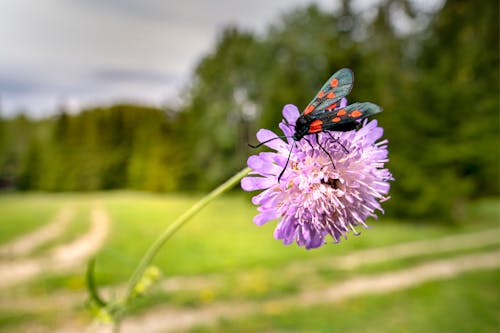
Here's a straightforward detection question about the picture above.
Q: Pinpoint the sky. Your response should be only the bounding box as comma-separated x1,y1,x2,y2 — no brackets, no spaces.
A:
0,0,344,117
0,0,442,118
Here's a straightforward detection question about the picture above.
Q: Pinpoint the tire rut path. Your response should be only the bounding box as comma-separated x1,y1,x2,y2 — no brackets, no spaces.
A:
0,205,110,289
0,207,74,257
95,249,500,333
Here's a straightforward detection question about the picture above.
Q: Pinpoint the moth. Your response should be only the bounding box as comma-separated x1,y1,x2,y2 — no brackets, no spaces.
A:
250,68,382,182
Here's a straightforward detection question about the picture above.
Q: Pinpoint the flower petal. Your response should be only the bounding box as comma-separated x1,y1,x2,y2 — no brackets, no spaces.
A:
241,176,275,191
256,129,288,151
282,104,300,124
247,155,280,175
274,217,296,245
256,128,278,142
279,121,295,138
254,210,279,226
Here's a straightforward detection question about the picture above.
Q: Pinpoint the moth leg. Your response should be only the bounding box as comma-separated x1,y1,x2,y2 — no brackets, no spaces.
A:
315,133,336,169
303,137,315,150
326,131,349,154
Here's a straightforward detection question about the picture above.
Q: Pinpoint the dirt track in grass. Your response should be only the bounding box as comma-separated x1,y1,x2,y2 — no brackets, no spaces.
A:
64,227,500,332
0,206,75,257
1,208,498,333
90,249,500,333
0,205,110,288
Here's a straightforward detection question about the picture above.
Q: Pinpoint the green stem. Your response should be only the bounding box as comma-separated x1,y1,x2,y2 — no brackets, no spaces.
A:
124,167,251,302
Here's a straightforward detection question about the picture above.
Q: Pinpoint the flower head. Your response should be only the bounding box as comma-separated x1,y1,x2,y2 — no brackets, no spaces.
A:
241,104,392,249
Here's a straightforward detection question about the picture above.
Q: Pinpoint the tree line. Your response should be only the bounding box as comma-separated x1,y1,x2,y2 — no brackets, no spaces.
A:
0,0,498,221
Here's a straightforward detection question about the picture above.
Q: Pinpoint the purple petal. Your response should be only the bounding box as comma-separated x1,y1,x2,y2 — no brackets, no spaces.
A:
258,152,278,161
256,152,288,170
254,210,279,226
306,231,325,249
274,218,296,245
282,104,300,124
272,154,289,168
252,189,273,205
279,121,295,138
355,120,381,143
241,176,275,191
256,128,278,142
247,155,280,175
256,129,288,151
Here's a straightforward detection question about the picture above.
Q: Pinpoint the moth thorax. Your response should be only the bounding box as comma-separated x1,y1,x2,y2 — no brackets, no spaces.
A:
293,115,312,141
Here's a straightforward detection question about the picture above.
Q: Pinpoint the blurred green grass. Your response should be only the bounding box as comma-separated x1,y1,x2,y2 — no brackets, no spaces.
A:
0,193,64,243
0,192,498,332
100,192,500,283
189,269,500,333
1,192,499,287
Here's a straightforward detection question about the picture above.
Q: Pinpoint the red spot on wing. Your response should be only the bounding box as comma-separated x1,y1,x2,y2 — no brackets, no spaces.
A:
309,119,323,133
332,117,341,123
326,103,337,111
336,109,347,116
327,92,336,99
349,110,362,118
304,104,315,115
330,78,339,88
318,91,325,98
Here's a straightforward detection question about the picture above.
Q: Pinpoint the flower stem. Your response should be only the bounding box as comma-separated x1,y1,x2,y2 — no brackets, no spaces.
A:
124,167,251,302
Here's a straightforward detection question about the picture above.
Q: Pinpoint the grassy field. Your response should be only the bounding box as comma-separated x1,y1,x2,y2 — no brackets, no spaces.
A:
0,192,499,332
189,269,500,333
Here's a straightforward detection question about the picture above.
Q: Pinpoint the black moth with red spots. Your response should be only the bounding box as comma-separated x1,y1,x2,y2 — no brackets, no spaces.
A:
248,68,382,182
292,68,382,142
280,68,383,182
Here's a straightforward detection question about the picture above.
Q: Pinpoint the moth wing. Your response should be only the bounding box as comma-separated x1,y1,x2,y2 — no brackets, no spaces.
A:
302,68,354,116
319,102,382,132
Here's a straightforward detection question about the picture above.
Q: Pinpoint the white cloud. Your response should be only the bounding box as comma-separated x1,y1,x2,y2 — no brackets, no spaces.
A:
0,0,340,117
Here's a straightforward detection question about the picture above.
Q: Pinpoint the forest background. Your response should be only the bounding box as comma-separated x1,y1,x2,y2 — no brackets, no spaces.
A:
0,0,498,221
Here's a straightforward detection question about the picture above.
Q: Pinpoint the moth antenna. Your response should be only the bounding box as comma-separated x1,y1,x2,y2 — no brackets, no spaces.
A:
278,141,296,183
248,135,291,149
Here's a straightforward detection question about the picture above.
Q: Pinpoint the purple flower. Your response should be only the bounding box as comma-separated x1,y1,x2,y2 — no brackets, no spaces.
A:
241,104,392,249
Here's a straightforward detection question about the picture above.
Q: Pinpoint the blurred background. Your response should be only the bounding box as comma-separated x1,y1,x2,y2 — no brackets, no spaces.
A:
0,0,498,332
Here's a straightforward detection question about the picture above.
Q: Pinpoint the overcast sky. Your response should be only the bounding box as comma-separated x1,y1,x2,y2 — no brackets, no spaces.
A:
0,0,346,117
0,0,442,118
